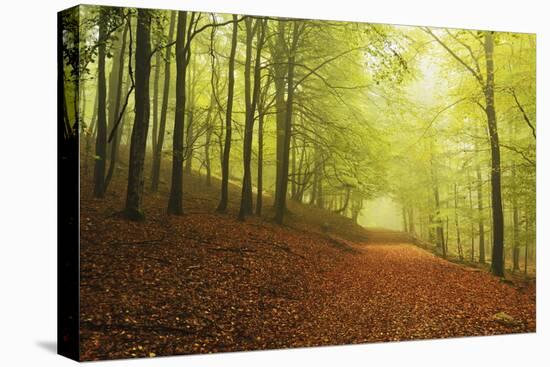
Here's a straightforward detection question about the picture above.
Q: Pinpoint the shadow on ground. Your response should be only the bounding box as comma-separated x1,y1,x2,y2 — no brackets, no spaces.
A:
36,340,57,354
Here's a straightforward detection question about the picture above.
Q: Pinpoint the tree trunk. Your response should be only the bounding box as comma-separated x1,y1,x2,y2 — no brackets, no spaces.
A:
524,215,529,275
93,10,108,198
275,21,300,224
468,172,475,262
239,18,265,220
184,61,196,175
204,90,215,187
408,207,415,234
316,164,324,209
512,162,520,272
454,183,463,260
124,9,152,220
151,42,161,163
434,184,446,258
291,135,297,199
216,15,238,212
256,105,264,215
401,206,408,232
476,163,485,263
151,11,176,192
273,21,287,209
168,11,191,215
104,20,129,191
485,32,505,277
84,79,98,177
310,161,318,205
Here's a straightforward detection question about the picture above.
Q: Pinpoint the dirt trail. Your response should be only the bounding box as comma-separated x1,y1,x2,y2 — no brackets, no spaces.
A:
298,240,535,346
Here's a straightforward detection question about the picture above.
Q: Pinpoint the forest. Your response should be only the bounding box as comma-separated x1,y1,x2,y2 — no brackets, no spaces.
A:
61,5,536,360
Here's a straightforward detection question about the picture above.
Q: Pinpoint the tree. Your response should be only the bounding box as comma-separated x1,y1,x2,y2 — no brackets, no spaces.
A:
167,11,192,215
239,18,267,220
124,9,152,220
426,29,505,276
104,19,129,191
92,8,109,198
216,15,239,213
275,20,303,224
151,11,176,192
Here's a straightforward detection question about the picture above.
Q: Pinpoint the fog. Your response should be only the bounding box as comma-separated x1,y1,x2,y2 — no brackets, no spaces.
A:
359,197,403,231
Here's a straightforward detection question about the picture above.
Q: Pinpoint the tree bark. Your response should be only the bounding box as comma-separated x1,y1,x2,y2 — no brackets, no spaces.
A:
239,18,266,220
93,9,108,198
151,11,176,192
151,42,161,163
485,32,505,277
408,207,415,234
216,15,238,212
468,171,475,262
434,184,446,258
512,162,520,271
454,183,463,260
256,103,265,215
184,59,196,175
104,20,129,191
275,21,301,224
273,21,287,209
167,11,191,215
124,9,152,220
524,215,529,275
476,162,485,263
204,91,215,187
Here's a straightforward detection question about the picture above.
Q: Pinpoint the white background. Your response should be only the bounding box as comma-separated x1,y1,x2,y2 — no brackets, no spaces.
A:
0,0,547,365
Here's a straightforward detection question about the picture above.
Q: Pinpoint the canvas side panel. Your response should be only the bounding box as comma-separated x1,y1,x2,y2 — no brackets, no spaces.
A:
57,5,80,362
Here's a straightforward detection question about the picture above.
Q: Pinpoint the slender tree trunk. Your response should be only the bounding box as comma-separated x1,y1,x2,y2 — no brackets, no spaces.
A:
106,28,123,159
454,183,463,260
124,9,152,220
401,206,408,232
275,21,300,224
168,11,191,215
273,21,287,208
434,185,446,258
216,15,238,212
151,44,161,162
310,161,318,205
80,78,86,129
93,10,108,198
274,53,295,224
105,20,129,191
468,172,475,262
476,162,485,263
431,151,446,257
239,19,265,220
512,162,520,272
184,61,196,175
89,83,99,139
408,207,415,234
84,80,98,177
151,11,176,192
184,107,194,174
316,164,324,209
256,107,264,215
524,215,529,275
204,91,214,187
485,32,505,277
291,135,297,199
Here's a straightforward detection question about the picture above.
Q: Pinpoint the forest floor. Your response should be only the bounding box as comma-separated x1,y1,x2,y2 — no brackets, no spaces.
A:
79,168,536,361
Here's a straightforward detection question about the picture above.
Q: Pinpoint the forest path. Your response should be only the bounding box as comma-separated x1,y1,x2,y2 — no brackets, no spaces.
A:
79,176,535,360
297,239,535,345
